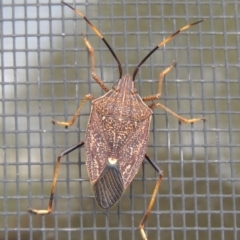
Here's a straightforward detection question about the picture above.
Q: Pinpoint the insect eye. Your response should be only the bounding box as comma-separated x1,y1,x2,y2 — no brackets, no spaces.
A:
130,88,138,94
112,85,120,92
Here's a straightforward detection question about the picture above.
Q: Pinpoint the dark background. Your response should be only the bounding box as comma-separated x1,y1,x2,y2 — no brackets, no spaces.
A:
1,0,239,240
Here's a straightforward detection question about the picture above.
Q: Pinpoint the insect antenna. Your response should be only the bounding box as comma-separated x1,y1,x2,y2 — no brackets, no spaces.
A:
132,19,204,81
61,1,123,79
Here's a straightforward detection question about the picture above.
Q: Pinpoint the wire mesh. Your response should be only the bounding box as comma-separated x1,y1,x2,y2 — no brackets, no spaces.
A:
1,0,240,240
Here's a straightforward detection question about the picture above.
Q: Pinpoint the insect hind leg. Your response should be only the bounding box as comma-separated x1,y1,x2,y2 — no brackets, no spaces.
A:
28,141,85,215
139,154,163,240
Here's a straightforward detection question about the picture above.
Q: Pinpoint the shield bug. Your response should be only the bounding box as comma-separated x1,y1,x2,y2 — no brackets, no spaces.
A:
28,1,205,239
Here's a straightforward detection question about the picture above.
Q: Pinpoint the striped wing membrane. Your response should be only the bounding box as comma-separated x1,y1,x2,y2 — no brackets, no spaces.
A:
92,163,124,209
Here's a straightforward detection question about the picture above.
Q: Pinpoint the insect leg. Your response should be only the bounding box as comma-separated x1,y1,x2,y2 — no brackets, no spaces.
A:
28,141,85,215
142,60,177,101
139,154,163,240
83,34,109,92
52,94,94,127
61,1,122,79
149,102,205,123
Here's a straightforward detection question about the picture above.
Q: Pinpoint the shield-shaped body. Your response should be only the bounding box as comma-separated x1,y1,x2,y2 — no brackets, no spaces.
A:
85,74,152,209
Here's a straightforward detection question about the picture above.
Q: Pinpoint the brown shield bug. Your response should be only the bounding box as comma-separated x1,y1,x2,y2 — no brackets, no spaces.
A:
28,1,205,239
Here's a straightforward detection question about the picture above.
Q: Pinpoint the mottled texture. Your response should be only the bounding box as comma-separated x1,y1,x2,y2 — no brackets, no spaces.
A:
85,74,152,208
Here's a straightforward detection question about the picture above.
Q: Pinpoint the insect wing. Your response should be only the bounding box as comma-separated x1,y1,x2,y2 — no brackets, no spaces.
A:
118,116,151,188
85,108,109,183
85,106,151,208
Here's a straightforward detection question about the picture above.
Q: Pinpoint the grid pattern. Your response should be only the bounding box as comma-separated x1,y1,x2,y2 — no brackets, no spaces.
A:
1,1,240,240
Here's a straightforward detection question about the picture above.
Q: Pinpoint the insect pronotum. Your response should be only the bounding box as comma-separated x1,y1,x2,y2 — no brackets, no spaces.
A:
28,2,205,239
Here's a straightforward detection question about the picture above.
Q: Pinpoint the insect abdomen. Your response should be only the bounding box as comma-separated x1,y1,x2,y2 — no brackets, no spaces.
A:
92,163,124,209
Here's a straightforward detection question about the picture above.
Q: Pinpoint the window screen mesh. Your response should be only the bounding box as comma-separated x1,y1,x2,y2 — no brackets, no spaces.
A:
1,1,240,240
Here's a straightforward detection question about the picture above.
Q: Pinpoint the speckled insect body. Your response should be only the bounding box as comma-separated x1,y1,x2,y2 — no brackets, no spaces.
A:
85,75,152,208
28,2,204,240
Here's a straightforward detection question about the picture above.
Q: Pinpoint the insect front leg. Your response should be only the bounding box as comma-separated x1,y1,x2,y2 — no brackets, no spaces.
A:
83,34,109,92
142,60,177,101
28,141,85,215
139,154,163,240
142,61,205,123
52,94,94,127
